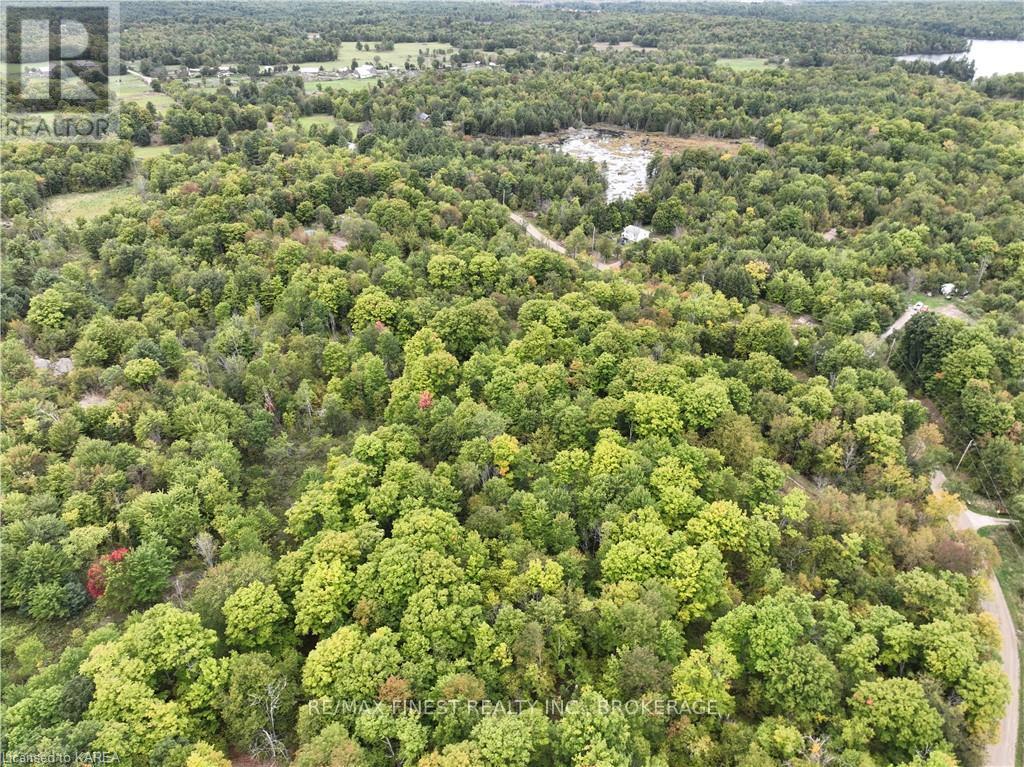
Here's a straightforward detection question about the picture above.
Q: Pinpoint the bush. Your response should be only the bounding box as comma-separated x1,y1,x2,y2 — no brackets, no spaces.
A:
26,581,71,620
123,357,163,386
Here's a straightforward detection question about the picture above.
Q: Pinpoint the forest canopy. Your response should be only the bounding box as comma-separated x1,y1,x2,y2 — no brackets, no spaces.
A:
1,3,1022,767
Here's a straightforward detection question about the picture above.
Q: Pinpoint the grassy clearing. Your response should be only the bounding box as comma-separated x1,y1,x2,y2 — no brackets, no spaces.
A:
133,144,175,160
191,81,240,94
980,525,1024,767
109,74,151,96
111,74,177,113
905,291,951,308
308,41,453,71
45,186,139,222
122,92,176,112
904,291,973,323
297,115,338,129
717,57,774,71
307,79,375,93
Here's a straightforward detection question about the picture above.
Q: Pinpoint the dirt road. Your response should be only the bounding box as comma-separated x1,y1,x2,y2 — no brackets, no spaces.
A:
932,470,1019,767
126,68,154,86
881,301,973,340
881,304,925,340
509,211,566,254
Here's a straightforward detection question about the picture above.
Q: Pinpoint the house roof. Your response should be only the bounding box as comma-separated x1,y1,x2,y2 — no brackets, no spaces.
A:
621,224,650,241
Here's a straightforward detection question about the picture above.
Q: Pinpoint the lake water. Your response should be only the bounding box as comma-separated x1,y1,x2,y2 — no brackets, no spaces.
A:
897,39,1024,80
556,129,653,202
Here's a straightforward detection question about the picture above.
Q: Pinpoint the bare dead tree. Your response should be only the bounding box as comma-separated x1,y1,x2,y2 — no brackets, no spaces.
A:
798,734,840,766
249,677,290,764
170,576,188,607
192,531,219,568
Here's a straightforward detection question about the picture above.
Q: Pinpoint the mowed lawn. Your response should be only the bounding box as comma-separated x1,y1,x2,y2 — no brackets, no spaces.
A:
716,57,775,71
45,186,139,222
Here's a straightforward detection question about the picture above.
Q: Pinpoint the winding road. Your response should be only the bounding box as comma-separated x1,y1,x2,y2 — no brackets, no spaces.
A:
932,470,1019,767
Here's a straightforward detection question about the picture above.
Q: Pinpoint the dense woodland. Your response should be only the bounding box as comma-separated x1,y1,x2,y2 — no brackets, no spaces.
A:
117,2,1024,66
2,3,1023,767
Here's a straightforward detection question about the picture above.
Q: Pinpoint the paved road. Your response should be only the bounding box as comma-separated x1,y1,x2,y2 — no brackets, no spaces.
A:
932,471,1019,767
509,211,566,254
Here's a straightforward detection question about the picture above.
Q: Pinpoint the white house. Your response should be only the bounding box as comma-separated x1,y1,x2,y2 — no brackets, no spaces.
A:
620,224,650,244
354,64,377,79
940,282,957,297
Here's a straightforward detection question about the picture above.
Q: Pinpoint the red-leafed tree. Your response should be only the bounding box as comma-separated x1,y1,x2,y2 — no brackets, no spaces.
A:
86,548,129,599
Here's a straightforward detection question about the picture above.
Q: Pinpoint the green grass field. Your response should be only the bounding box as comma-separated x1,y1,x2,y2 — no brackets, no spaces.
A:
297,114,338,129
905,291,951,308
307,79,375,93
109,74,150,96
45,186,139,222
133,144,175,160
307,41,453,72
111,74,177,113
191,81,240,94
3,73,174,114
716,58,774,71
981,525,1024,767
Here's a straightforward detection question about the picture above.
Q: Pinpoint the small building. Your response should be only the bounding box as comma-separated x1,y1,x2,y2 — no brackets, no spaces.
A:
620,225,650,244
354,64,377,79
300,66,320,75
417,112,430,122
307,32,321,40
940,282,957,298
